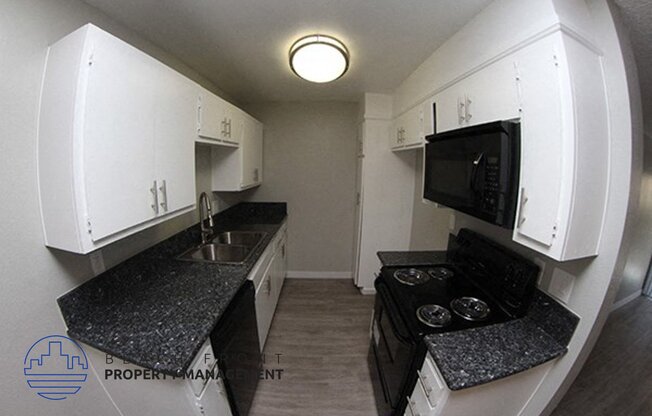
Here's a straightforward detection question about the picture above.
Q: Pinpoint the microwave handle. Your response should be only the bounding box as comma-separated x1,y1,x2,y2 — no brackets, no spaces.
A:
470,152,484,191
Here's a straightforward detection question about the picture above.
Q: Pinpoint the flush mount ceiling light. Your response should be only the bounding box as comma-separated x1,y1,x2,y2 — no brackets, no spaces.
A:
289,35,349,83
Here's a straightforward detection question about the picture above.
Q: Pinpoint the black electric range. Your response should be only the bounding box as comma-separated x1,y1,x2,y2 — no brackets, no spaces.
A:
368,229,539,416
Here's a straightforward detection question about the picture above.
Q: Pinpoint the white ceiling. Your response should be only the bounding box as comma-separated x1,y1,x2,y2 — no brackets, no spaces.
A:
614,0,652,129
82,0,492,103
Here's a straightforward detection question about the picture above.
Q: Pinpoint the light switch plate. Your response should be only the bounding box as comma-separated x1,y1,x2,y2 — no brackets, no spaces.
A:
89,250,105,275
549,268,575,304
448,213,456,231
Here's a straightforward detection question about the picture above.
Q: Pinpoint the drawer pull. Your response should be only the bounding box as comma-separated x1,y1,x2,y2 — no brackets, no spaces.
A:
407,399,420,416
417,370,433,395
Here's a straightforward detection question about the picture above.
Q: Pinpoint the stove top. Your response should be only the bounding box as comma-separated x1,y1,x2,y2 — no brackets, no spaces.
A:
380,264,512,340
375,229,539,343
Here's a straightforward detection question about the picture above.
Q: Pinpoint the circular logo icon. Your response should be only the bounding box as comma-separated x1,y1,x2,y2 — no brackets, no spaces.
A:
23,335,88,400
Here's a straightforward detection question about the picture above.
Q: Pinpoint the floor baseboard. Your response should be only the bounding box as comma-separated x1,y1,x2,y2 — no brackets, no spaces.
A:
286,271,352,279
358,287,376,296
610,289,642,312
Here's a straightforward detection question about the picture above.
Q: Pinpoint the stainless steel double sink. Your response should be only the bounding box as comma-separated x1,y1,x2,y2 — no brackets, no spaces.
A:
177,231,267,264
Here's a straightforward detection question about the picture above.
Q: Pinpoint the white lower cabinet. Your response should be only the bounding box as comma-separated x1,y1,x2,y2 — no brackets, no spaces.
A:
406,354,449,416
83,339,232,416
250,224,288,350
405,353,554,416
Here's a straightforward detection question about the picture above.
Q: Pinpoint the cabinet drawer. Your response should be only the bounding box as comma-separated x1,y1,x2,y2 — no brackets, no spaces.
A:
419,354,447,409
188,340,217,397
407,378,431,416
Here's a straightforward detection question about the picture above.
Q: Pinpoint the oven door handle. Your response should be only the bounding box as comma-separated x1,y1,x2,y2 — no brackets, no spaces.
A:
376,283,413,345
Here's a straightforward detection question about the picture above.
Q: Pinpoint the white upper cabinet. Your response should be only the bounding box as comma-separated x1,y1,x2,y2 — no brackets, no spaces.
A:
197,88,243,146
391,105,424,150
435,56,521,133
211,113,263,191
424,31,608,261
38,24,196,253
154,65,197,216
512,33,608,261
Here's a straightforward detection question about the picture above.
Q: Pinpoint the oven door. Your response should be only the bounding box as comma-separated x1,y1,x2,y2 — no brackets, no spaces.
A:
369,281,417,415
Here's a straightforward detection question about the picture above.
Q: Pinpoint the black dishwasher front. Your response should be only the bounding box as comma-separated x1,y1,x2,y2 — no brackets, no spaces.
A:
210,280,261,416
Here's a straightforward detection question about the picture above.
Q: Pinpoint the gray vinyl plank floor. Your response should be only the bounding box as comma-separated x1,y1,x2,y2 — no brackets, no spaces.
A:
249,278,377,416
551,296,652,416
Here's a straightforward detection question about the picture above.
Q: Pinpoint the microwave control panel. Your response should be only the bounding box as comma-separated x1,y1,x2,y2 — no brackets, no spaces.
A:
482,157,501,214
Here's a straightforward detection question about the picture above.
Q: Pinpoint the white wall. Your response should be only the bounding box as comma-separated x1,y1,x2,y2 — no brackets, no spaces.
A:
0,0,234,412
245,102,359,275
409,150,452,251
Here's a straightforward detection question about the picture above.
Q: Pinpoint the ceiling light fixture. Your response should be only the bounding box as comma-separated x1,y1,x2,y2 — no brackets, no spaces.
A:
289,35,349,83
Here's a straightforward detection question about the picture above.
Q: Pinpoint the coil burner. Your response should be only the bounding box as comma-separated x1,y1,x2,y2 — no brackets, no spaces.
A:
427,266,455,281
393,268,431,286
450,297,491,321
416,304,452,328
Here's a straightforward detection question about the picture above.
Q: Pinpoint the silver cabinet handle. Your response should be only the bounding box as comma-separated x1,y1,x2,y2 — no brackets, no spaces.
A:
266,277,272,295
221,118,227,136
159,179,168,212
197,102,202,133
517,187,528,228
458,97,466,124
407,398,420,416
227,119,232,138
150,180,159,215
253,168,259,182
465,95,473,122
417,370,433,395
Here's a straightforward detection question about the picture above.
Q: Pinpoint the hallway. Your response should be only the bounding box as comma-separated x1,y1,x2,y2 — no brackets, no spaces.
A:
552,297,652,416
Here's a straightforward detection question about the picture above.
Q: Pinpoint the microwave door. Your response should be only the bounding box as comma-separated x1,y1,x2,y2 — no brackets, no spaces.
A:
424,138,484,210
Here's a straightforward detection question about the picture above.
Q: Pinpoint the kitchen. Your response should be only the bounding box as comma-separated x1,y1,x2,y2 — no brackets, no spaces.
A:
1,0,650,415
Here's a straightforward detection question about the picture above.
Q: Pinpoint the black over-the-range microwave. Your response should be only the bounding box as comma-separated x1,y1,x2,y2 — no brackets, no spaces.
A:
423,120,520,229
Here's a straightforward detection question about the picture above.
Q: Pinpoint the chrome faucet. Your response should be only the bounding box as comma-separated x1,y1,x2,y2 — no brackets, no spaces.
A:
199,192,214,244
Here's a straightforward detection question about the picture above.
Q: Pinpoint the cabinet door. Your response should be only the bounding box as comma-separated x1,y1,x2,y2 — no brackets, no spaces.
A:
513,39,564,247
154,67,196,215
434,84,463,133
390,118,404,149
463,57,520,127
223,104,243,145
255,260,275,349
242,118,263,188
270,240,285,305
83,30,157,241
402,106,424,148
198,90,226,140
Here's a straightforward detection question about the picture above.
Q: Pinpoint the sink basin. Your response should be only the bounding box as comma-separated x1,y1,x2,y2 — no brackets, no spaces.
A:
177,243,250,264
177,231,267,264
213,231,267,246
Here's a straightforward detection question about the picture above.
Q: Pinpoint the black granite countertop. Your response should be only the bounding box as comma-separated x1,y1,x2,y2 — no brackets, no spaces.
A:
58,202,287,376
377,250,579,391
377,250,448,267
